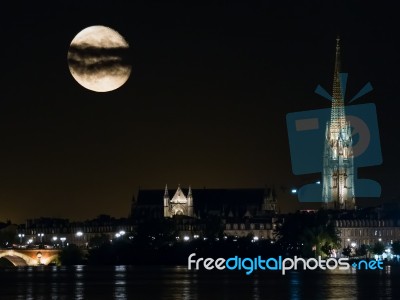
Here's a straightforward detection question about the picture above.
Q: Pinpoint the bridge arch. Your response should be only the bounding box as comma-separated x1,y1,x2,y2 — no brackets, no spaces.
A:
0,249,60,266
0,250,36,266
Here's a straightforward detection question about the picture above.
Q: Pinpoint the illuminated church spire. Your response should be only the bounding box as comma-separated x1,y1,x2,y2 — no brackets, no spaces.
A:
329,37,347,138
322,37,355,210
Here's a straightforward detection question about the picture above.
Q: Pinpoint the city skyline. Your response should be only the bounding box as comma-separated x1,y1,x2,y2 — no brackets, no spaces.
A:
1,1,399,223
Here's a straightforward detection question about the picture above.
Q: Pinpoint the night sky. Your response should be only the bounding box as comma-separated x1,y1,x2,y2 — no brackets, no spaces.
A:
1,1,399,223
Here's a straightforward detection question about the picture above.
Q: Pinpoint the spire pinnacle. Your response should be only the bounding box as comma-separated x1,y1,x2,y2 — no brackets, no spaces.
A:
188,185,192,197
335,36,341,74
330,37,346,135
164,184,169,198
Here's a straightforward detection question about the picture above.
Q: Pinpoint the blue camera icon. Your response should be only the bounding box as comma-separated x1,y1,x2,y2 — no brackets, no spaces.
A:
286,103,382,202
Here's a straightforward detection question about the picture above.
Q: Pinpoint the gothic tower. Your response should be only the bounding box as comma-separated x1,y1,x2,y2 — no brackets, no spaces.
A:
187,186,194,217
262,186,278,214
322,38,355,210
163,185,195,218
163,184,170,217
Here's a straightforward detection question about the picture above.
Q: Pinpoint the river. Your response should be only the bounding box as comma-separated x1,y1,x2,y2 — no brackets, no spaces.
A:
0,265,399,299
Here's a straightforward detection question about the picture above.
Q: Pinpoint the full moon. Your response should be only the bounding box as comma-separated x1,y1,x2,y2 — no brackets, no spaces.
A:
67,25,131,92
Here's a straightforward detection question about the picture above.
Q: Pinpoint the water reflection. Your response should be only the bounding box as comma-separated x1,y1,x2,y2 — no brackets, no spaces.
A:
0,266,399,299
74,265,85,300
289,272,300,300
51,265,58,299
252,277,260,300
114,265,127,299
26,266,34,300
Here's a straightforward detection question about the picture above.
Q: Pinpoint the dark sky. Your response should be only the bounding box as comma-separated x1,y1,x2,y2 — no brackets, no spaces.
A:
1,1,399,223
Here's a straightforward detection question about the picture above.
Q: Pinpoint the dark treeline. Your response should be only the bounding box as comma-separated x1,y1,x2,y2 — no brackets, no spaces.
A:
60,235,281,266
59,211,400,266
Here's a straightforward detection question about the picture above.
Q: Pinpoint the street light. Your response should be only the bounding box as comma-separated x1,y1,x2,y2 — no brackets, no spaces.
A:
351,242,356,248
60,237,66,247
18,233,25,244
76,231,83,237
37,233,44,243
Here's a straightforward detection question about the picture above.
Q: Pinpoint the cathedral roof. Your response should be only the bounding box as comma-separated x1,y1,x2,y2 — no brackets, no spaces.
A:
170,186,187,203
136,187,270,215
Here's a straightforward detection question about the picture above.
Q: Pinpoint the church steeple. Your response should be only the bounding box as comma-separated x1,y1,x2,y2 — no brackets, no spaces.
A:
262,186,277,214
329,36,346,138
322,38,355,210
187,185,194,217
163,184,170,217
164,184,169,199
188,186,192,198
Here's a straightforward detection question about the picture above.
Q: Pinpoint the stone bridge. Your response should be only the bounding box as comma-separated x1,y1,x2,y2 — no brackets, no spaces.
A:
0,249,60,266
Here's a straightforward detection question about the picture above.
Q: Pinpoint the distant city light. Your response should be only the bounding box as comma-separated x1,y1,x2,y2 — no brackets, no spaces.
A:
291,189,297,194
52,236,58,241
76,231,83,237
253,236,259,241
119,230,126,236
351,242,356,248
183,236,190,241
115,233,121,238
193,235,199,239
316,181,321,185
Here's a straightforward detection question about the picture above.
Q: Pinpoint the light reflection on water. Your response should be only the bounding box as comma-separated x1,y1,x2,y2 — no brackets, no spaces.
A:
51,265,58,300
289,271,300,300
75,265,85,300
114,265,127,300
0,266,399,300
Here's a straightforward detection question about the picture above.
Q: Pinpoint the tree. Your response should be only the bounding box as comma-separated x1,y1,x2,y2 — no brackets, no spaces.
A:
89,234,110,248
59,244,85,265
391,241,400,260
0,223,17,247
342,246,352,257
356,244,369,259
275,210,340,257
372,242,385,256
204,215,224,238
